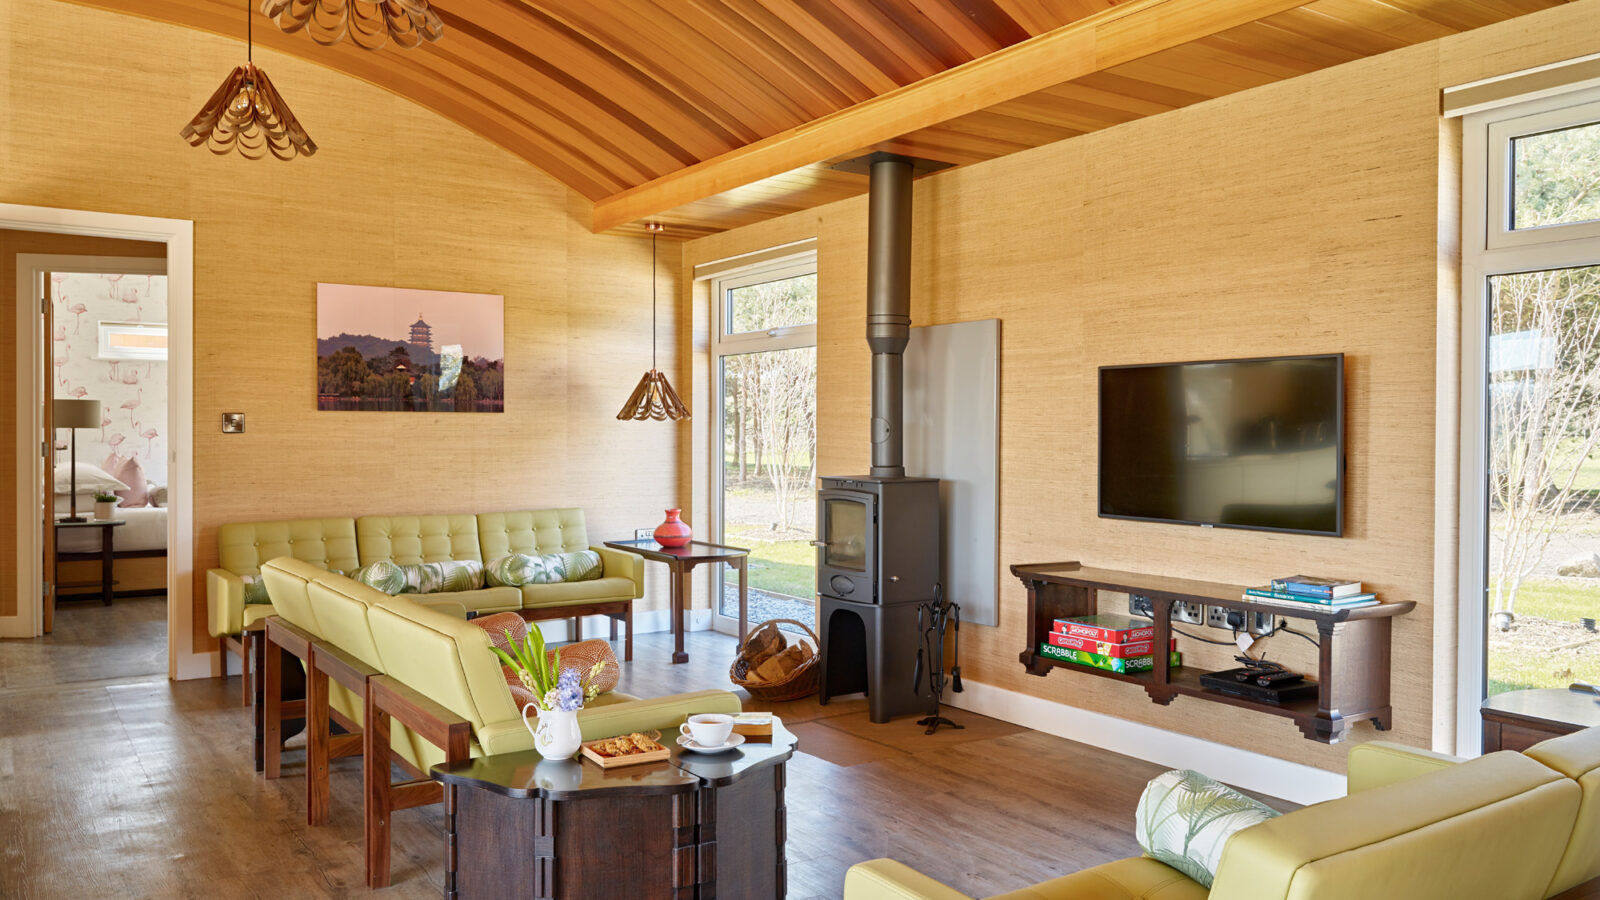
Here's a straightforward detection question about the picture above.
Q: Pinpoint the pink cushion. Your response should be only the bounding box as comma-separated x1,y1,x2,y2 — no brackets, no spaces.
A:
108,455,148,508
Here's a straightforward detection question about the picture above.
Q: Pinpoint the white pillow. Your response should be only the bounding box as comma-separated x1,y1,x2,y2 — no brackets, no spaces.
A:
52,462,128,495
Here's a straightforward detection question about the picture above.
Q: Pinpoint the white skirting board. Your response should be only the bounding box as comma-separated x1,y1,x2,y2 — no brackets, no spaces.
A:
942,678,1347,806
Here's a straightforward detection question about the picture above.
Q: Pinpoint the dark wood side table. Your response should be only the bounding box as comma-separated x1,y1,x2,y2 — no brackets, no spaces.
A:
51,518,125,622
603,539,750,663
1481,687,1600,752
432,723,796,900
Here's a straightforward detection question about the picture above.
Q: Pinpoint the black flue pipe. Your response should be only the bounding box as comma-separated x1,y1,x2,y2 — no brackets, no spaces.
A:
866,154,913,479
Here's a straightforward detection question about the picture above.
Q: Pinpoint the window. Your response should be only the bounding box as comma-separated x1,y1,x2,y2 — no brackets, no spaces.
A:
709,251,819,633
97,321,168,361
1461,86,1600,750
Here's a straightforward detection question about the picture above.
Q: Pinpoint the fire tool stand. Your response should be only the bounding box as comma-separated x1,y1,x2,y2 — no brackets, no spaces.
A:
913,588,963,735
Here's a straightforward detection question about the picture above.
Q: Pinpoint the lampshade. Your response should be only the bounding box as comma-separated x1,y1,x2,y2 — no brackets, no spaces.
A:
54,398,102,429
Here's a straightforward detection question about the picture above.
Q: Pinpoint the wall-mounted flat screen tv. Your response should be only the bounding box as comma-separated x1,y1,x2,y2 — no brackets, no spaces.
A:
1099,354,1344,536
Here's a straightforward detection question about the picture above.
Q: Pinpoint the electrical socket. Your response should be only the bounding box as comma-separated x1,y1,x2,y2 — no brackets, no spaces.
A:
1172,601,1205,625
634,528,654,541
1205,605,1234,630
1246,611,1276,637
1128,593,1154,618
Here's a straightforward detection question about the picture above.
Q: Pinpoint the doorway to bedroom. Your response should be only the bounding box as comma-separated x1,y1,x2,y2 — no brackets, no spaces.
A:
5,238,171,688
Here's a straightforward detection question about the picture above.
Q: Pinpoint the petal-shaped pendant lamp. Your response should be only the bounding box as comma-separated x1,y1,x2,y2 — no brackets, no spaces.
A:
618,226,690,422
261,0,443,50
181,1,316,159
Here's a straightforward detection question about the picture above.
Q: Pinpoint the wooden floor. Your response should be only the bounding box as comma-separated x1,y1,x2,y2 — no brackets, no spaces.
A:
0,621,1294,899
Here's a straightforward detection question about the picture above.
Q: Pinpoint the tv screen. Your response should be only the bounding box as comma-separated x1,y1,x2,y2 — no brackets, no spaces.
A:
1099,354,1344,536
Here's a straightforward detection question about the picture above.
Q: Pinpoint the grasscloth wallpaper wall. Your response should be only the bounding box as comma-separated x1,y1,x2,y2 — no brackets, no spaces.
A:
0,0,686,651
685,0,1600,770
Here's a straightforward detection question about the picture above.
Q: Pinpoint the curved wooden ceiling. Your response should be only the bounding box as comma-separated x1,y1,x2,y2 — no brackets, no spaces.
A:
67,0,1574,236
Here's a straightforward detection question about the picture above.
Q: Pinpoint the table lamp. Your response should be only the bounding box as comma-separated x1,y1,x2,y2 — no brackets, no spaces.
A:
54,398,102,522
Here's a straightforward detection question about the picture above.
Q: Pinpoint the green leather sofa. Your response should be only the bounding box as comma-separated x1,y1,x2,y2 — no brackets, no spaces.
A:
844,726,1600,900
260,557,740,888
207,508,645,692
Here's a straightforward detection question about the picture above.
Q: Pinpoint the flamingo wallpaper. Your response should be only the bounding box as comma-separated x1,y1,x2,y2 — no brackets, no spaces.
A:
51,273,169,491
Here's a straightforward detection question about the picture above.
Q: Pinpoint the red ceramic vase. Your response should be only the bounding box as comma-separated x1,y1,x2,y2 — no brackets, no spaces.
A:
654,509,692,548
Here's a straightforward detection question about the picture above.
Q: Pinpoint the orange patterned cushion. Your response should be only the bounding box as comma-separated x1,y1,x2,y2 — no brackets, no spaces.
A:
468,614,620,710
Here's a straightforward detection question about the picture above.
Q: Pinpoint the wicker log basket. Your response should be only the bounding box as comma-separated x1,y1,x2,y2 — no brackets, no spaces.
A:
729,619,820,702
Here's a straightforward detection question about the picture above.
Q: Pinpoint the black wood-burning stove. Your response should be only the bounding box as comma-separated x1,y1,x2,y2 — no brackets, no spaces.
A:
816,153,944,724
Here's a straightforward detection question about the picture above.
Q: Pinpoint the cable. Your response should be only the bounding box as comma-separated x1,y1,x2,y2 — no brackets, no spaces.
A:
1272,620,1321,649
1170,625,1239,646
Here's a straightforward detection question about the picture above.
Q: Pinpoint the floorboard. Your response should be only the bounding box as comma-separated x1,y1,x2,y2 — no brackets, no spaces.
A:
0,619,1295,899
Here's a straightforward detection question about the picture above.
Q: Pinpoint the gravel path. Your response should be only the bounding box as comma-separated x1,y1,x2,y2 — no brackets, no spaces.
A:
720,582,815,632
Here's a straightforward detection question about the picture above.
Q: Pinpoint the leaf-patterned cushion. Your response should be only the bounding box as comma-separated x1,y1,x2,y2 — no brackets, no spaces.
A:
352,560,407,594
485,551,604,587
241,574,271,605
1134,769,1280,887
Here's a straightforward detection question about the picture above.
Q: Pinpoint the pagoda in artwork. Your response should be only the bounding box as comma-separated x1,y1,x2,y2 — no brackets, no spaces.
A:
408,312,433,354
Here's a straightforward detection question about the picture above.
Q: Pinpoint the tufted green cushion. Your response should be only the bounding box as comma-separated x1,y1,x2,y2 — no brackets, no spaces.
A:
486,551,603,587
1135,769,1280,888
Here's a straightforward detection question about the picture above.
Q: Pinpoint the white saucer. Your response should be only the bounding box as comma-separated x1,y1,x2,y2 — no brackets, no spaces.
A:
676,733,746,754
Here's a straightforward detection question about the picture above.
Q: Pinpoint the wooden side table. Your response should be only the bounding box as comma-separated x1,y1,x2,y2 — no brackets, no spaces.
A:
1481,687,1600,752
603,539,750,663
50,518,125,630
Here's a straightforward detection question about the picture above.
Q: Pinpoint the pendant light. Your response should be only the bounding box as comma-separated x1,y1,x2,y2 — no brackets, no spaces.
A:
181,0,316,160
261,0,443,51
617,225,690,422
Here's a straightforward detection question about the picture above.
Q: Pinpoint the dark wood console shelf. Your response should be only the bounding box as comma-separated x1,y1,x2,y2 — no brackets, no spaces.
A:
1012,562,1416,744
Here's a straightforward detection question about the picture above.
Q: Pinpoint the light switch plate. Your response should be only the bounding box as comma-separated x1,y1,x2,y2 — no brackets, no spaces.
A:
635,528,654,541
221,412,245,433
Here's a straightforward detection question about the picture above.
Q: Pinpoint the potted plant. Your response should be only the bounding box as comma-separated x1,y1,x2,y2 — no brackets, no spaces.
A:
92,492,119,520
490,622,608,759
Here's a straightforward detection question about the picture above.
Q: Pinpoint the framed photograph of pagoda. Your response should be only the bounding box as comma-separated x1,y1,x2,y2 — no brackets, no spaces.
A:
316,283,505,413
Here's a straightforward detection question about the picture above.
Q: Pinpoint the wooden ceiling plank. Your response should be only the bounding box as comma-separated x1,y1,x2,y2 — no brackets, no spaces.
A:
891,0,1013,60
591,0,1314,232
1291,0,1460,43
678,0,862,114
532,0,814,139
985,92,1157,131
1036,70,1212,112
1245,5,1418,56
709,0,882,104
748,0,910,93
1194,19,1368,69
809,0,949,82
449,2,748,160
936,0,1036,46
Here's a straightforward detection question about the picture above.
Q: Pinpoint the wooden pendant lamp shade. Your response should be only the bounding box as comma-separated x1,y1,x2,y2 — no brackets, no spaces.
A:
181,1,315,159
617,226,689,422
181,63,316,159
261,0,443,50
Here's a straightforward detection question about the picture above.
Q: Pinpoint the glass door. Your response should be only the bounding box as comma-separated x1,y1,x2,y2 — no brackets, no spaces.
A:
711,257,818,634
1461,92,1600,747
1484,265,1600,695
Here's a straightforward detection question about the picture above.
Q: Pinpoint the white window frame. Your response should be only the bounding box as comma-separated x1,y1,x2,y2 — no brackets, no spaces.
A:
96,320,169,361
1487,98,1600,250
1458,85,1600,753
708,251,818,634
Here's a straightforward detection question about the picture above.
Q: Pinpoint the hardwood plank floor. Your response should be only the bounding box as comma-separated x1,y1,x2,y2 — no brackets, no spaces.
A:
0,626,1294,899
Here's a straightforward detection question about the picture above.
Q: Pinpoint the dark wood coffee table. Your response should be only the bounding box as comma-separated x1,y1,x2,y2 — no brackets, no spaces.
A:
603,539,750,663
1481,687,1600,752
433,722,797,899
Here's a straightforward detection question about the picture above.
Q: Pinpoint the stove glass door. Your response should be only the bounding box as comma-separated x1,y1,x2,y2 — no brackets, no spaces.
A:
823,498,869,571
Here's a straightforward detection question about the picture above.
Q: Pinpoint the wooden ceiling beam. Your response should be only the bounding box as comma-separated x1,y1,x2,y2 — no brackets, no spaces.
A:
590,0,1312,232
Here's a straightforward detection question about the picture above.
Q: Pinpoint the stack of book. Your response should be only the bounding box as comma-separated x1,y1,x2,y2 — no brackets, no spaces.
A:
1243,575,1378,609
1039,614,1181,673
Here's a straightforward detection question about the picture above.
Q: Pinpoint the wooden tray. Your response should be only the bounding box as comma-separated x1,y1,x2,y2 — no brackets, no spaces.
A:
579,731,670,769
733,713,776,742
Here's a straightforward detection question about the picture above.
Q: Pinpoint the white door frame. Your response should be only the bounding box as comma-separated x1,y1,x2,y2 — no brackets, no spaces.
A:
3,203,202,681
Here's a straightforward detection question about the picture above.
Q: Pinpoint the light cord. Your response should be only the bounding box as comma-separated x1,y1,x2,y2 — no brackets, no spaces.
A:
651,229,657,369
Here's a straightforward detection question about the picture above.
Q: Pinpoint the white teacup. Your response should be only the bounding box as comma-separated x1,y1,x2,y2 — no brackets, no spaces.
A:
680,713,735,747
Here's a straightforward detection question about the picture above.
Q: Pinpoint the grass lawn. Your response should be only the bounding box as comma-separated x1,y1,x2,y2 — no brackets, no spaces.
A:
1489,576,1600,693
725,528,815,599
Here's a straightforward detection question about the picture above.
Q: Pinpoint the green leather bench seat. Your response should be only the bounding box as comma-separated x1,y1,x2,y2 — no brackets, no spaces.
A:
208,508,646,645
845,731,1600,900
208,517,359,638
